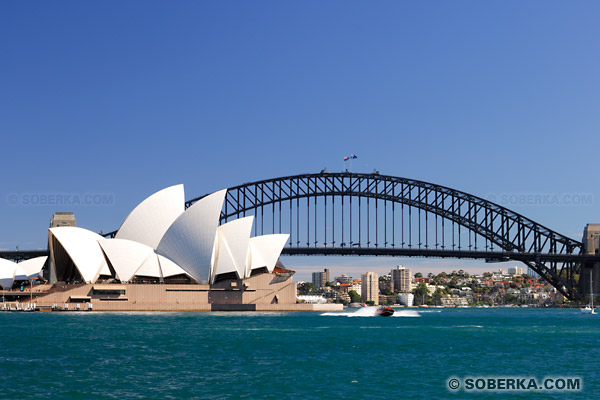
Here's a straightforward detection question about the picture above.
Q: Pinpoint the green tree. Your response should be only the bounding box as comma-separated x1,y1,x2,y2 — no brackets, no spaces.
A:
504,293,517,304
380,287,392,296
432,288,445,306
412,282,430,306
348,290,361,304
414,272,423,278
298,282,315,295
448,276,459,289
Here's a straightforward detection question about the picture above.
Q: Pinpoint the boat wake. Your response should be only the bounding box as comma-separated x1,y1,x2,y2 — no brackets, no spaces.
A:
321,307,420,318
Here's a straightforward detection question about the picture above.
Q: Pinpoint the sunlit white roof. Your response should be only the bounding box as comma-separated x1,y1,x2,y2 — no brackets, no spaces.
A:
157,189,227,284
247,234,289,274
116,184,185,249
157,254,189,278
212,216,253,282
99,239,154,282
13,265,28,281
18,256,48,280
0,258,16,289
134,253,162,279
49,227,108,283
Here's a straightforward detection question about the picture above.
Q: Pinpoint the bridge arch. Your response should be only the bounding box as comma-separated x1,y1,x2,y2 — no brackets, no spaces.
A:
187,172,592,300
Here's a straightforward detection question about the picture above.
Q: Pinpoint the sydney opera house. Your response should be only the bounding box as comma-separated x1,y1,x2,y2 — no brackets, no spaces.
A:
0,185,340,312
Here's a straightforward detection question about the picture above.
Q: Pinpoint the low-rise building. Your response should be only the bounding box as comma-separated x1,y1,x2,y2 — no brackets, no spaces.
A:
441,296,469,307
398,293,414,307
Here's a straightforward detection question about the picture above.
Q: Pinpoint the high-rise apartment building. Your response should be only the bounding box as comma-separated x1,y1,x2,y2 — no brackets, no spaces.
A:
361,272,379,305
391,265,412,292
312,268,330,289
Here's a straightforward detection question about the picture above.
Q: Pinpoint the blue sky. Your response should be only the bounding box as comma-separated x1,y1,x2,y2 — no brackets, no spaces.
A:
1,1,599,280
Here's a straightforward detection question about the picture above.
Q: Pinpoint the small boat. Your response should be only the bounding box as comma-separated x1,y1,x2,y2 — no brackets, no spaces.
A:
581,269,596,315
581,306,595,315
375,306,395,317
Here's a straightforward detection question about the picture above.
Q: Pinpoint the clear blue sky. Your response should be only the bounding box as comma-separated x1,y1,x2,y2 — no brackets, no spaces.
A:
1,1,599,280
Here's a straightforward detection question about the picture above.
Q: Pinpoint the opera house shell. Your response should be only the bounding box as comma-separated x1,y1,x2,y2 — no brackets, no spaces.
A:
47,185,289,286
0,256,47,290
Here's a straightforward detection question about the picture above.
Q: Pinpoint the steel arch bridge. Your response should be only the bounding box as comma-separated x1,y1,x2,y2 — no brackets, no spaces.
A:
185,172,599,301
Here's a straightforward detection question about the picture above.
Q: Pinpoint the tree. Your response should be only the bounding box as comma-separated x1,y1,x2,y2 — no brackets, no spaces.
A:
380,287,392,296
414,272,423,278
504,293,517,304
432,288,445,306
448,276,459,289
298,282,315,295
348,290,361,304
412,282,430,306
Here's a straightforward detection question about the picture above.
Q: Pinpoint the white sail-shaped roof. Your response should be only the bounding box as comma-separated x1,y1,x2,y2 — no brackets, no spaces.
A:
49,227,108,283
116,184,185,249
212,217,253,282
247,234,289,275
158,254,189,278
19,256,48,280
157,189,227,284
134,253,162,279
0,258,16,289
13,265,28,281
99,239,154,282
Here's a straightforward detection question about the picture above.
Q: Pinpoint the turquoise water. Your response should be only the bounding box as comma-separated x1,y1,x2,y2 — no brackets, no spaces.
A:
1,308,598,399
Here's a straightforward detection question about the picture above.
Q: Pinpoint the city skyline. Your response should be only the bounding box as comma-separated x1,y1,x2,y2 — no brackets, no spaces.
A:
290,258,526,283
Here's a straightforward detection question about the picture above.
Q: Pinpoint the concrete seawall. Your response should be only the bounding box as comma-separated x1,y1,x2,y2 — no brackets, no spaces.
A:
5,283,343,312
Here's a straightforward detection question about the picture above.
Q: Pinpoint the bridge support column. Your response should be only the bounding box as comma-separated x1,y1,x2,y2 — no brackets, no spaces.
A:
580,262,600,301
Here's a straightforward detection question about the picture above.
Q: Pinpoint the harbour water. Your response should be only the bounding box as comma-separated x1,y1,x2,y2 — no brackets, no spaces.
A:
1,308,598,399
